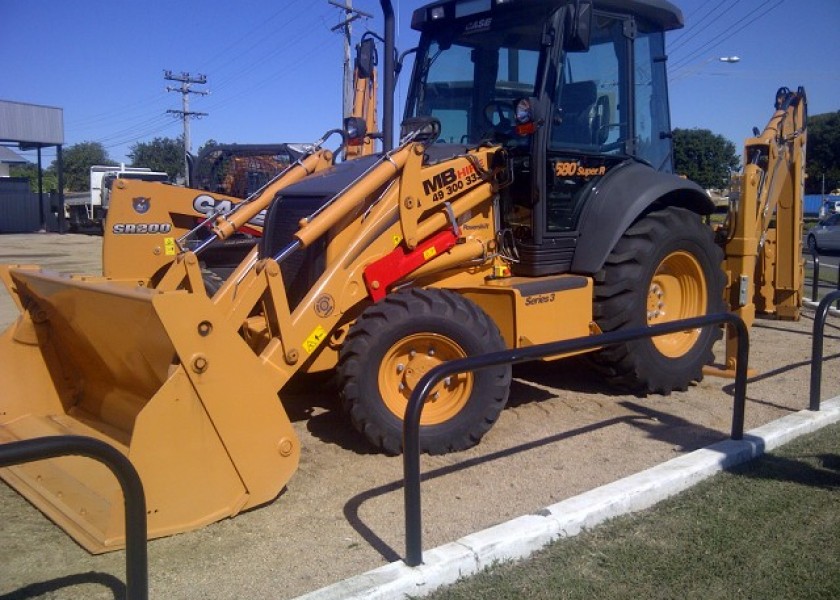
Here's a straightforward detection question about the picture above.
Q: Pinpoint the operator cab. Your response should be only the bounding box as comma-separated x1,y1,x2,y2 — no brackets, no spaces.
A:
405,0,684,276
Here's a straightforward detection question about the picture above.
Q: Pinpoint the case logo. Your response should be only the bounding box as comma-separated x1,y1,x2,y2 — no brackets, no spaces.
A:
132,197,151,214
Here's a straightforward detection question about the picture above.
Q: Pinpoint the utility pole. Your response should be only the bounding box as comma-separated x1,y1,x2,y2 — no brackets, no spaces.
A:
164,70,209,181
329,1,372,119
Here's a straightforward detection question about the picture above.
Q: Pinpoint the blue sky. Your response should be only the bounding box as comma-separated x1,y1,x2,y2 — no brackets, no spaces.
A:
2,0,838,166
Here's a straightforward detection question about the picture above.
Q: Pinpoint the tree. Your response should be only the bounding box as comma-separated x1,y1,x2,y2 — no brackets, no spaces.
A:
805,112,840,194
9,162,58,193
128,136,184,180
673,128,740,190
51,141,115,192
196,138,220,157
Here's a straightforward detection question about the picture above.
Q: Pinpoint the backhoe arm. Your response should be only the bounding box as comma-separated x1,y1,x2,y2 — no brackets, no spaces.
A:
717,86,807,371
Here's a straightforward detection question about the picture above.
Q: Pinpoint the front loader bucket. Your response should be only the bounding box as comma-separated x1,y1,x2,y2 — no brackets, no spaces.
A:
0,266,299,553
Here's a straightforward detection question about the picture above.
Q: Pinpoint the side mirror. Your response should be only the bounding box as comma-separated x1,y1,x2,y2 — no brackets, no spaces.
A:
563,0,592,52
355,38,377,79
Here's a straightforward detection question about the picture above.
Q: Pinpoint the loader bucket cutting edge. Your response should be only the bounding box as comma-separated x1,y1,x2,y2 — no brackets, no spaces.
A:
0,267,300,553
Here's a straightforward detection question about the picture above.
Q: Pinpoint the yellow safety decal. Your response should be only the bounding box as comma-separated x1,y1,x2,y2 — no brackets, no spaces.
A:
164,237,176,256
392,234,403,247
302,325,328,355
423,247,437,261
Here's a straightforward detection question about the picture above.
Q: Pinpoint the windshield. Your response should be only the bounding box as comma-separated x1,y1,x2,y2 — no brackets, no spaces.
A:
406,15,544,145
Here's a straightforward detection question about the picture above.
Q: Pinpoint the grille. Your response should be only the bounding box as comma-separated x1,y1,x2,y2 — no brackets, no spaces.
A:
261,194,328,311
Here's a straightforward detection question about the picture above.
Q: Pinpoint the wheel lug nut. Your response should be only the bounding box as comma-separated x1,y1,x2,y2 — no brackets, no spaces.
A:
409,350,416,358
396,364,405,373
428,348,435,356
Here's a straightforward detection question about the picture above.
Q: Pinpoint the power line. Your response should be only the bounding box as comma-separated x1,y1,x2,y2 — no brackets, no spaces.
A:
207,4,334,96
200,18,341,116
67,2,307,139
199,0,311,92
668,0,740,54
102,120,181,153
71,4,332,156
669,0,786,73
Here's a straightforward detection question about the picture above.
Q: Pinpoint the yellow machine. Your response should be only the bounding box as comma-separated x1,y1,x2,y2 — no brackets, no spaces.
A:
0,0,806,552
712,86,807,373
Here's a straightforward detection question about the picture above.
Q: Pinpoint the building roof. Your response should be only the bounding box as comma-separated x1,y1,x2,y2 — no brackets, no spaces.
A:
0,146,28,165
0,100,64,146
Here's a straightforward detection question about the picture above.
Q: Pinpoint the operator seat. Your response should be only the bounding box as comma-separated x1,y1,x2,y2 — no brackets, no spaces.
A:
553,80,598,146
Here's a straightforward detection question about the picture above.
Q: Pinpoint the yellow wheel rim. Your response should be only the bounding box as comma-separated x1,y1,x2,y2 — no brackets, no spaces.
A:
647,250,707,358
378,333,473,425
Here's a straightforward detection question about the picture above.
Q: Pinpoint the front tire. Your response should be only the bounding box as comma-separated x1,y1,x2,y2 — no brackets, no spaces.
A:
591,207,725,394
337,288,511,455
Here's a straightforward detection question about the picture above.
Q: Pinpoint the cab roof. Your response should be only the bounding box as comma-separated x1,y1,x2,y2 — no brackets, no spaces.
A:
412,0,684,33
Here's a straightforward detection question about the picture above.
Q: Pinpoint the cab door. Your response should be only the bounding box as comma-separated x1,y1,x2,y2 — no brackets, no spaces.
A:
512,11,633,277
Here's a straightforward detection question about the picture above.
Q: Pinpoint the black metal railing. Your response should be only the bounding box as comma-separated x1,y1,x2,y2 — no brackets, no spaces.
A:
809,290,840,411
807,246,840,308
0,436,148,600
810,246,821,302
402,313,749,567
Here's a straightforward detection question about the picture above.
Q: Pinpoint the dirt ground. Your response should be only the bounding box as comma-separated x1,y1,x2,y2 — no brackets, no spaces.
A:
0,232,836,600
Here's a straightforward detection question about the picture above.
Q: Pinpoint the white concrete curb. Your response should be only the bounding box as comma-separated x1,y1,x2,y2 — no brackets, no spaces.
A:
294,397,840,600
804,297,840,316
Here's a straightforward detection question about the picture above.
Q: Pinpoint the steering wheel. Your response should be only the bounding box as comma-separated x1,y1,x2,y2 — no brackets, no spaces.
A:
483,100,516,133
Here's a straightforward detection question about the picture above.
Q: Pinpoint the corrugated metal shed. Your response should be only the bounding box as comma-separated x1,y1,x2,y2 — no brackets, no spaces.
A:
0,100,64,145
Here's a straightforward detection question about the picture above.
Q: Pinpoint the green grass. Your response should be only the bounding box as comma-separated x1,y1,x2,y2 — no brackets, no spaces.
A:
422,423,840,600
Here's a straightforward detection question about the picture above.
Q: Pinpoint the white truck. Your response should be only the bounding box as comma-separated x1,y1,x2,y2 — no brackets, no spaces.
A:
65,164,169,232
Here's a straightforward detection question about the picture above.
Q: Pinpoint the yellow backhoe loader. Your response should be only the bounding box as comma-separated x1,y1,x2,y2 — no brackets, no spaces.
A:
0,0,806,553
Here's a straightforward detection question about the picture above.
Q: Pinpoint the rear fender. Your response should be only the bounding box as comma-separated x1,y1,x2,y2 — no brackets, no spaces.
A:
571,162,713,274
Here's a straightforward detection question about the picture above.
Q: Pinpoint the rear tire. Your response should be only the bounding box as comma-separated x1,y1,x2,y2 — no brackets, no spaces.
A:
337,288,511,455
591,207,725,394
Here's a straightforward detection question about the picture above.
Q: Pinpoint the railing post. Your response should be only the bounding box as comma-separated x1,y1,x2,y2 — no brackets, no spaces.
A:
835,262,840,310
810,246,820,302
727,313,749,440
809,290,840,411
0,436,148,600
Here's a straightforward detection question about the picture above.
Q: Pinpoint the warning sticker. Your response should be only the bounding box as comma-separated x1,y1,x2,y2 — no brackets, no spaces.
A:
164,237,177,256
423,247,437,261
302,325,328,355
